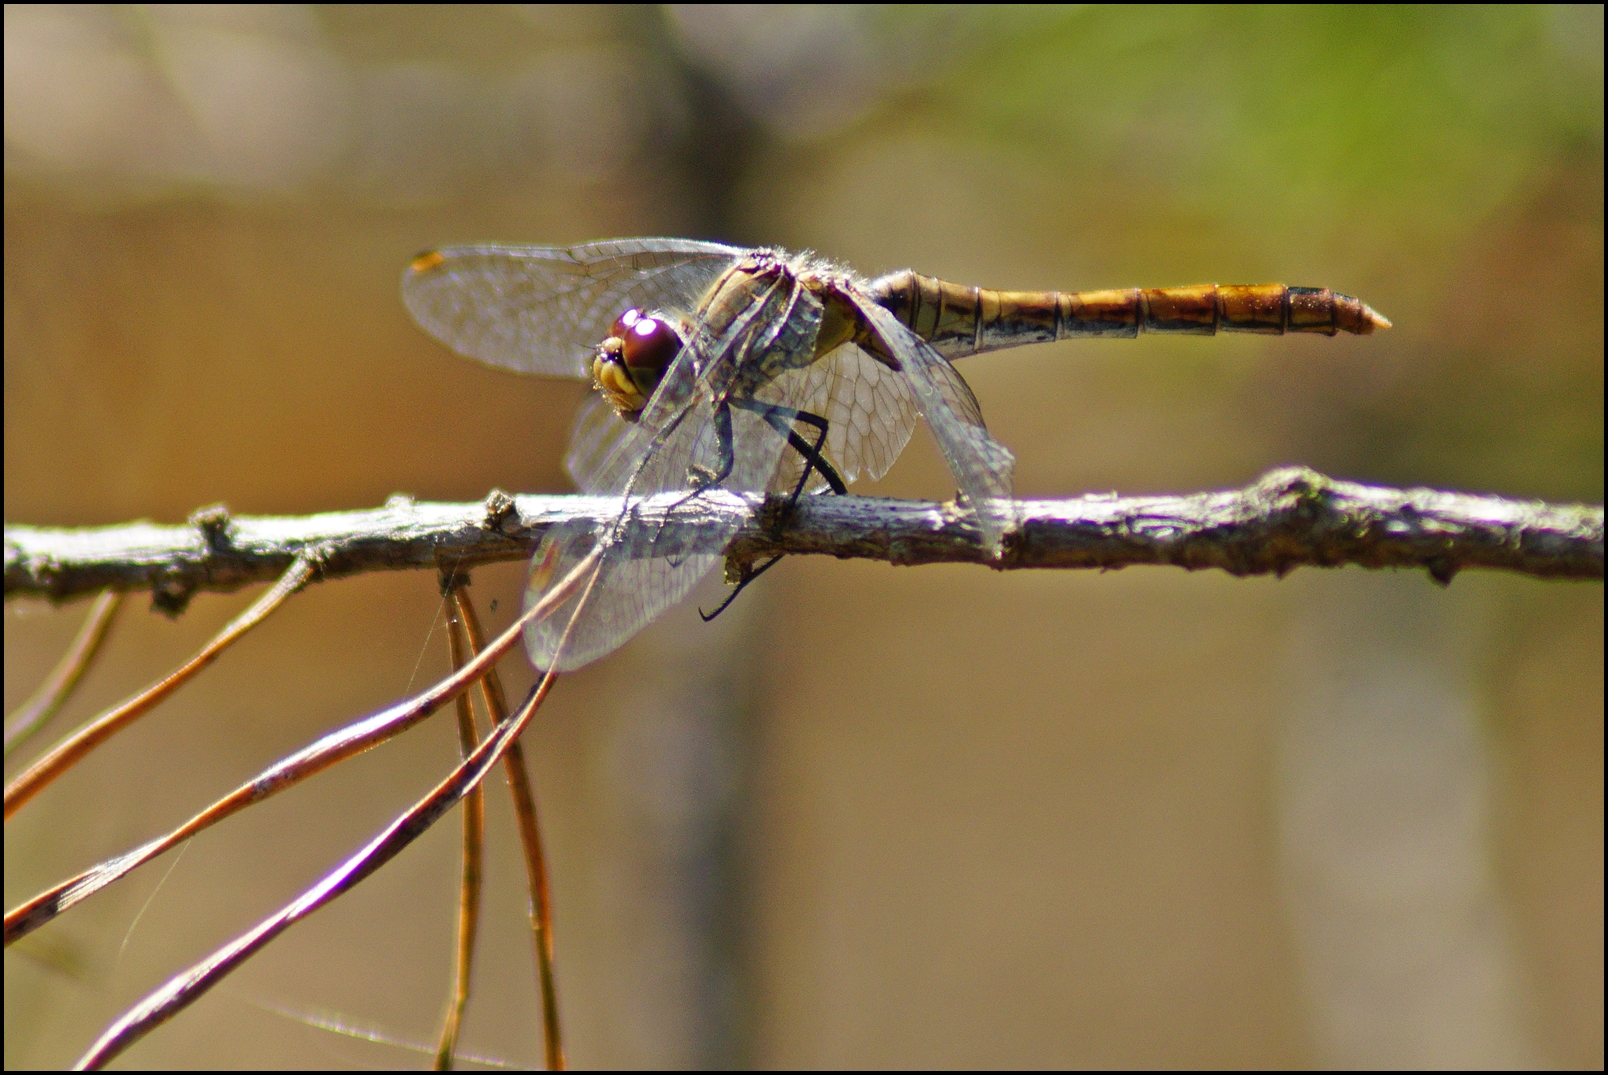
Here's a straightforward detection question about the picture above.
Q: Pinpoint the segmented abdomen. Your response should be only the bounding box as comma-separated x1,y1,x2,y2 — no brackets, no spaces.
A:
868,271,1390,359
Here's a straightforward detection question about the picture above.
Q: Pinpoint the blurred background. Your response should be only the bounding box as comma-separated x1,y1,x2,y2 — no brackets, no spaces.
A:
4,5,1601,1068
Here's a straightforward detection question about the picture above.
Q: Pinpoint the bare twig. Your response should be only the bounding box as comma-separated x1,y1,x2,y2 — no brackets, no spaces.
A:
4,470,1602,606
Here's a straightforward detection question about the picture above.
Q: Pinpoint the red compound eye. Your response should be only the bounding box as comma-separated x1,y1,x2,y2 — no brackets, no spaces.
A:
614,309,681,376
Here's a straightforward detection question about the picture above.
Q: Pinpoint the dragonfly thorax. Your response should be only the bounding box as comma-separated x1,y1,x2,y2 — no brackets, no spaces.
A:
591,308,684,419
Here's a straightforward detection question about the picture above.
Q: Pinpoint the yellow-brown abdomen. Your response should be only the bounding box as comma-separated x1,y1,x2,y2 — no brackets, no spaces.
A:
868,271,1391,359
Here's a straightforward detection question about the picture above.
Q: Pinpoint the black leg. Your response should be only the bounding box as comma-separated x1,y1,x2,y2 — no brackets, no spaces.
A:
698,555,785,622
780,412,848,497
730,398,847,496
698,399,847,622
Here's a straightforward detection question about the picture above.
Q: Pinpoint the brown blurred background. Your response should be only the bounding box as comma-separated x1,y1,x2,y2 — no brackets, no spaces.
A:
5,6,1601,1069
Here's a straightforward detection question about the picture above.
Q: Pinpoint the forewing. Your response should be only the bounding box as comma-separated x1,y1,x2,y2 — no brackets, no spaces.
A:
401,238,743,378
854,298,1017,551
564,390,631,492
523,507,737,672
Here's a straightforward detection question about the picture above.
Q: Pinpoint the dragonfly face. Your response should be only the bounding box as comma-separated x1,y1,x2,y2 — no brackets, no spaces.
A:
402,238,1387,671
592,308,684,421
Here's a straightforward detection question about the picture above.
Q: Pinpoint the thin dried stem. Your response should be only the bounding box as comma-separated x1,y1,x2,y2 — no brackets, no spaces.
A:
3,554,315,820
75,677,548,1070
4,589,124,756
71,546,603,1070
4,548,599,947
454,585,566,1070
435,574,486,1072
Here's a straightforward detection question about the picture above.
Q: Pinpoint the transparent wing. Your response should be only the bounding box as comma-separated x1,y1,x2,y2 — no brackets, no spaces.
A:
564,390,632,492
527,385,802,670
527,277,813,670
829,343,919,482
528,377,728,668
757,342,916,495
523,500,737,671
401,238,744,378
854,298,1017,551
568,329,722,498
820,341,917,486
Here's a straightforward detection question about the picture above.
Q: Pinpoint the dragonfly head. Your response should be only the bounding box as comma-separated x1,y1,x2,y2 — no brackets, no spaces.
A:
592,308,683,420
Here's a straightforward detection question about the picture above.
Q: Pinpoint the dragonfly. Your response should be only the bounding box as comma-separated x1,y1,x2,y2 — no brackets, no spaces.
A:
402,239,1388,672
